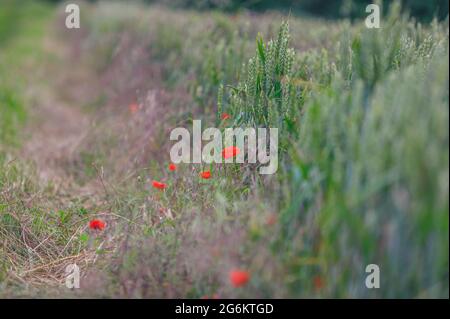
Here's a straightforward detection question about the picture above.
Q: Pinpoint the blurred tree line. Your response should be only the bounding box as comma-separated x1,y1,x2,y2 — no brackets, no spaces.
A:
42,0,448,21
142,0,448,21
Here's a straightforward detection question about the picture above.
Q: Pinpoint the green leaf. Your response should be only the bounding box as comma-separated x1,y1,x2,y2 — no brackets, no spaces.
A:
78,207,88,216
79,233,89,243
58,210,69,224
257,34,266,64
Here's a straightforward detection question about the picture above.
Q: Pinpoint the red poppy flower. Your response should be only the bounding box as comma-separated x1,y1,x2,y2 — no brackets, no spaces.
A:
168,163,177,171
221,113,231,120
128,103,139,114
229,269,250,287
200,171,211,179
222,146,240,159
89,219,105,231
152,180,167,189
266,214,277,226
313,275,325,291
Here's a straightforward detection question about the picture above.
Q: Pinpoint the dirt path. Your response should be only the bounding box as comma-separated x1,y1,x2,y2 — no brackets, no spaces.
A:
21,33,97,193
23,92,88,185
12,19,176,294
